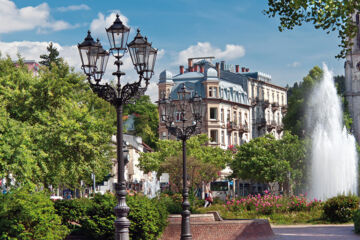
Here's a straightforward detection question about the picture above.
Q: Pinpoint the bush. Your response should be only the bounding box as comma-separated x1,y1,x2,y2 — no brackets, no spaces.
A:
323,195,359,223
354,209,360,233
159,193,183,214
54,198,92,229
0,187,69,240
79,193,168,240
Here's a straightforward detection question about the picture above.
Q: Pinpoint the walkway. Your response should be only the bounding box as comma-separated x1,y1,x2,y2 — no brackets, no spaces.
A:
272,224,360,240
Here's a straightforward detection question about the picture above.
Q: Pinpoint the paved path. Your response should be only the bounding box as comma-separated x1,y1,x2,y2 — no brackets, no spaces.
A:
272,224,360,240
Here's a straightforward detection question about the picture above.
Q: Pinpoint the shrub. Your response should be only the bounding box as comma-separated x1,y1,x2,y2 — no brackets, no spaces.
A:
54,198,92,229
323,195,359,223
159,193,182,214
79,193,168,240
354,209,360,233
0,187,69,240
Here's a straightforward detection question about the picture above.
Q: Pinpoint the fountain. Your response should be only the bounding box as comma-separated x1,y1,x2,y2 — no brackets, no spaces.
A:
308,64,358,201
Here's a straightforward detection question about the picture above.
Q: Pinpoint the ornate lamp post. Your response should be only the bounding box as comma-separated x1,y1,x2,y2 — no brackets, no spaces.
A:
158,83,204,240
77,14,157,240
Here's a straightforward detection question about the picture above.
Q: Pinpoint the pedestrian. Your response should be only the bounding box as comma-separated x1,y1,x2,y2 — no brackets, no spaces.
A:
204,191,213,207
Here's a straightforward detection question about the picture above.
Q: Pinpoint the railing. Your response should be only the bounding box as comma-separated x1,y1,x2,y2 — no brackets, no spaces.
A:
272,102,279,111
263,100,270,109
227,121,238,132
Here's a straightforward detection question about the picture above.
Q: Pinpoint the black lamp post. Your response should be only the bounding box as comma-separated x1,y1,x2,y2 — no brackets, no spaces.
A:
78,14,157,240
158,83,204,240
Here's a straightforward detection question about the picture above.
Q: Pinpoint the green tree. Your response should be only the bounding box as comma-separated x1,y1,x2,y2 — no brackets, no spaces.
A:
230,132,307,193
123,95,159,149
284,66,323,137
264,0,360,58
138,134,232,192
0,56,115,190
39,42,61,69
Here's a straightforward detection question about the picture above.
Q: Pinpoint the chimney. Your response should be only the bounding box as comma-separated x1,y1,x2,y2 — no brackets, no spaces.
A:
235,65,240,73
180,65,184,74
194,65,198,72
188,58,193,71
200,66,204,73
220,61,225,70
246,68,249,72
241,67,245,72
216,62,220,78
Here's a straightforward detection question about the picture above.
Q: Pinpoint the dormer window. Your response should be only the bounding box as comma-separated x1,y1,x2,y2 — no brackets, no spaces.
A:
208,86,217,98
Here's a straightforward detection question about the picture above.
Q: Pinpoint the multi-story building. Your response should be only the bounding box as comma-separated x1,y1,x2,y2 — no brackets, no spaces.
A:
345,11,360,143
158,58,287,148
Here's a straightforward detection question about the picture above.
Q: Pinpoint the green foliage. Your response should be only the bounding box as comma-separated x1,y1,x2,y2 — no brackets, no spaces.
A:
0,187,69,240
284,66,323,137
39,42,61,69
77,193,168,240
54,198,92,229
139,134,232,192
264,0,360,58
323,195,359,223
123,95,159,149
353,209,360,233
231,132,307,193
0,56,115,189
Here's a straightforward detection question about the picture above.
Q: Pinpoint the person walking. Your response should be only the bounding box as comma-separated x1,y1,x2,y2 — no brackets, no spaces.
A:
204,191,213,207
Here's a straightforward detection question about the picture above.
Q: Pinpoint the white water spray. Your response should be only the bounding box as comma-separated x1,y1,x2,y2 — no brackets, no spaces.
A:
308,64,358,200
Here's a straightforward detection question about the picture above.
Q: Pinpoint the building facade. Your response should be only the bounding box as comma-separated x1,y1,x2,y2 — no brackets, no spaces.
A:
345,12,360,143
158,58,287,148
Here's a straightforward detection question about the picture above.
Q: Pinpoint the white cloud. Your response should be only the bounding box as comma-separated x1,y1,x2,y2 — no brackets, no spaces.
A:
176,42,245,65
287,61,301,67
90,12,129,39
0,0,77,34
57,4,90,12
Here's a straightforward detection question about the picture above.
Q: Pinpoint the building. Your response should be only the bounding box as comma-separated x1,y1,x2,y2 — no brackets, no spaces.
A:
14,60,40,76
345,12,360,143
158,58,287,149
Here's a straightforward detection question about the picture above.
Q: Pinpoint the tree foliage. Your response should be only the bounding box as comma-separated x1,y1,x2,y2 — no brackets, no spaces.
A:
230,132,307,193
264,0,360,58
284,66,323,137
123,95,159,149
39,42,61,69
0,55,115,189
138,134,232,191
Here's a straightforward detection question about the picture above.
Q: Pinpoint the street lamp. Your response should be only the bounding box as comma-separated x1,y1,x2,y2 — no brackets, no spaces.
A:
158,83,204,240
78,14,157,240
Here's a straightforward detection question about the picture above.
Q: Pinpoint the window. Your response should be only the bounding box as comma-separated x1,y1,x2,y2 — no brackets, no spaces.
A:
239,111,242,124
272,92,274,102
213,87,217,98
234,132,238,145
227,110,230,123
210,107,217,120
221,109,224,122
210,130,218,143
175,112,183,122
209,87,213,97
221,130,225,145
233,111,237,124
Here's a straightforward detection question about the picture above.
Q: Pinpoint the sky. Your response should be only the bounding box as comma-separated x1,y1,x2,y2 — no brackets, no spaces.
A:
0,0,345,102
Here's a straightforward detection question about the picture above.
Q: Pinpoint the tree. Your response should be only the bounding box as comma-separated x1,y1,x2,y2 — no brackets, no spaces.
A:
264,0,360,58
230,132,307,193
138,134,232,192
123,95,159,149
0,55,115,189
283,66,323,137
39,42,61,69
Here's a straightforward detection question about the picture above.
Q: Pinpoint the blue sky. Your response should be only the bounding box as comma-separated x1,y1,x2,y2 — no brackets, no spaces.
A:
0,0,344,101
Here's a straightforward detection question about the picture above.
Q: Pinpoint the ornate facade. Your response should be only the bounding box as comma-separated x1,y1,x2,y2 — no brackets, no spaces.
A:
158,58,287,148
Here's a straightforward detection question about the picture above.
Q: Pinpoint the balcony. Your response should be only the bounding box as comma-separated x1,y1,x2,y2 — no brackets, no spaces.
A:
276,124,284,133
227,121,238,132
239,123,249,134
262,100,270,109
251,97,259,107
267,120,276,131
272,102,279,112
281,105,288,114
256,118,266,129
